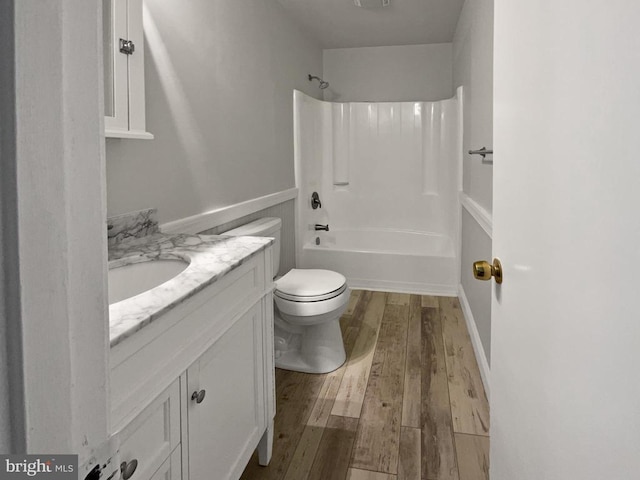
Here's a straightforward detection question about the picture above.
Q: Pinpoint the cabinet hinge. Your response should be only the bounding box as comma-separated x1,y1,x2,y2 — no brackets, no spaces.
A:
119,38,135,55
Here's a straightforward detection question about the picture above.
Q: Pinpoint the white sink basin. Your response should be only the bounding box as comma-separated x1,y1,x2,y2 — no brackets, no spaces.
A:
109,259,189,305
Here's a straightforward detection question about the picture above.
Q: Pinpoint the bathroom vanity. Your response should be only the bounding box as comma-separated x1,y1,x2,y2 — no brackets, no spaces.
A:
107,232,275,480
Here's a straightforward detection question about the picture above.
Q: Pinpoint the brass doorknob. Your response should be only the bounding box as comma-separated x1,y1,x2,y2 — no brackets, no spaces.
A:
473,258,503,284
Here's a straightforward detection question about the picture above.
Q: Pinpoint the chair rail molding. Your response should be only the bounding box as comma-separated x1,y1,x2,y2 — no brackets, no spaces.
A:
161,188,298,234
460,193,492,238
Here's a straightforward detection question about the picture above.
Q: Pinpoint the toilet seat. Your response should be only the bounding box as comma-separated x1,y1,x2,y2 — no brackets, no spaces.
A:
274,285,350,325
275,269,347,302
275,284,347,303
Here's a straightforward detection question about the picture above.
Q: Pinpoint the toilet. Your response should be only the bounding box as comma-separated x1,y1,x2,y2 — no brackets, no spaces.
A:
223,217,349,374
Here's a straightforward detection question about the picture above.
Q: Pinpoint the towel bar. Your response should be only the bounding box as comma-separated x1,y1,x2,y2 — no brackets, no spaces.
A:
469,147,493,164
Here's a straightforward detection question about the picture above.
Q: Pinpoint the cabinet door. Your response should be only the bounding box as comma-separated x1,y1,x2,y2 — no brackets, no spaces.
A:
102,0,128,132
187,304,265,480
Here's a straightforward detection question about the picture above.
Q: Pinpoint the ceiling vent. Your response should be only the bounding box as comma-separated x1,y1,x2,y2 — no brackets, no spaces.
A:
354,0,390,8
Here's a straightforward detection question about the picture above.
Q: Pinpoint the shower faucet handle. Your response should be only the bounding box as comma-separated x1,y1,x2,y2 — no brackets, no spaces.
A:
315,224,329,231
311,192,322,209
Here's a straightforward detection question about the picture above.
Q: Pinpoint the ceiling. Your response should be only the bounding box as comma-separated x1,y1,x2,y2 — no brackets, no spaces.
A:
276,0,466,49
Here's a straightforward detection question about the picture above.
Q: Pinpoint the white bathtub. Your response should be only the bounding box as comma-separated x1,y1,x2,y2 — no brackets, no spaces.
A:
299,229,457,295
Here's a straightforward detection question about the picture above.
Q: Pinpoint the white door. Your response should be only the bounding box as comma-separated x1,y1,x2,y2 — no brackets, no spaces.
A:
492,1,640,479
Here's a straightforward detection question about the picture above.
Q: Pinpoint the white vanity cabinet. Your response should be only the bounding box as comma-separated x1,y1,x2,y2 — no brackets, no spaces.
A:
109,247,275,480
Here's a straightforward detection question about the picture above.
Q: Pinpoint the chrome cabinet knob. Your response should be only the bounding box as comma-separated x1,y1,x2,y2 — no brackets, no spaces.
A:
120,459,138,480
191,389,206,404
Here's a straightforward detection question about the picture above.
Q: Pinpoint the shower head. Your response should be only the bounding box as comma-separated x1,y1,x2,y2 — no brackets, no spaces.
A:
308,74,330,90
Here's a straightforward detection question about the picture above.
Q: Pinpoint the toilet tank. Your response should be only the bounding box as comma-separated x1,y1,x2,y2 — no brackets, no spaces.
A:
222,217,281,277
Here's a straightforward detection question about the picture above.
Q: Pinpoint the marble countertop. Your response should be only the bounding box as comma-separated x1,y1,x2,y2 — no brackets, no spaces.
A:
108,233,273,347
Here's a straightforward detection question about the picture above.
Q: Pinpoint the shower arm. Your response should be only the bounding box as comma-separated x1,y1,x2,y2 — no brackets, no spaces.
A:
308,74,329,89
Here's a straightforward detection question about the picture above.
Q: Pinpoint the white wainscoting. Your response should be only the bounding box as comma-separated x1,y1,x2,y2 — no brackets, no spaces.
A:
458,190,492,399
458,282,491,400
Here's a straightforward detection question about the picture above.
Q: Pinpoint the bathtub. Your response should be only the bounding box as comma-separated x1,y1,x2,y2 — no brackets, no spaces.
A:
299,229,457,295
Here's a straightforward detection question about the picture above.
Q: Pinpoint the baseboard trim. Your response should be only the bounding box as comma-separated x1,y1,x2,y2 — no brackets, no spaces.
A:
347,278,458,297
160,188,298,234
460,193,492,238
457,283,491,400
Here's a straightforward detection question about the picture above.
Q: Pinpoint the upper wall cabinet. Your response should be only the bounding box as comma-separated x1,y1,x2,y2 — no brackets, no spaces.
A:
103,0,153,139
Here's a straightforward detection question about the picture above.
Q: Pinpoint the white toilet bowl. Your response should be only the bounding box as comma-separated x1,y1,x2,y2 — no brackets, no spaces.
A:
273,268,349,373
223,218,349,374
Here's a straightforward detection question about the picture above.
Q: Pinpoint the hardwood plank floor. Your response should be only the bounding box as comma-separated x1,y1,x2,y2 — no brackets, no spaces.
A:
331,291,386,418
241,290,490,480
345,290,363,316
454,434,489,480
439,297,490,436
421,307,458,480
387,292,411,306
402,295,422,428
308,415,359,480
347,468,397,480
398,426,421,480
351,304,409,474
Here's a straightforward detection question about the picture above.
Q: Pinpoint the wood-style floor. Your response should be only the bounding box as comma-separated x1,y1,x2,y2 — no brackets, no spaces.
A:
241,290,490,480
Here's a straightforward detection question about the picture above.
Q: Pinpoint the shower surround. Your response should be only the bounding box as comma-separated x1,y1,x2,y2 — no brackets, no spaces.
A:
294,89,462,294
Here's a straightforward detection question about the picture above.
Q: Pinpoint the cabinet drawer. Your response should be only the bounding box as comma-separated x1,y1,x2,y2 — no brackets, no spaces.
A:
118,379,180,480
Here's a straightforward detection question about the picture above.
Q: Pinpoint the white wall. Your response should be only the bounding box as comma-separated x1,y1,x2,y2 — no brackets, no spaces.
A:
10,0,109,458
106,1,323,225
323,44,453,102
454,0,494,367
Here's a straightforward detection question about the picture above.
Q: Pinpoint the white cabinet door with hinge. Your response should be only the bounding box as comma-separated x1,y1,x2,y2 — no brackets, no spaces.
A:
186,303,268,480
102,0,152,139
492,0,640,478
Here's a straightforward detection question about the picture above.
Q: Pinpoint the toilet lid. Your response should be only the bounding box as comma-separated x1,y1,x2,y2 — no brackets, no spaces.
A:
275,269,347,302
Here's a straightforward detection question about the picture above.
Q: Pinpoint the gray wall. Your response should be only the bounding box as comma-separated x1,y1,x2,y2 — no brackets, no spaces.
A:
200,199,296,276
0,0,18,453
454,0,494,212
106,1,323,225
453,0,494,363
323,44,453,102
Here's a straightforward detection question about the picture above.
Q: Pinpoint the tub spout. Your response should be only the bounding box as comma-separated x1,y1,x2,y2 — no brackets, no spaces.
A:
315,224,329,231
